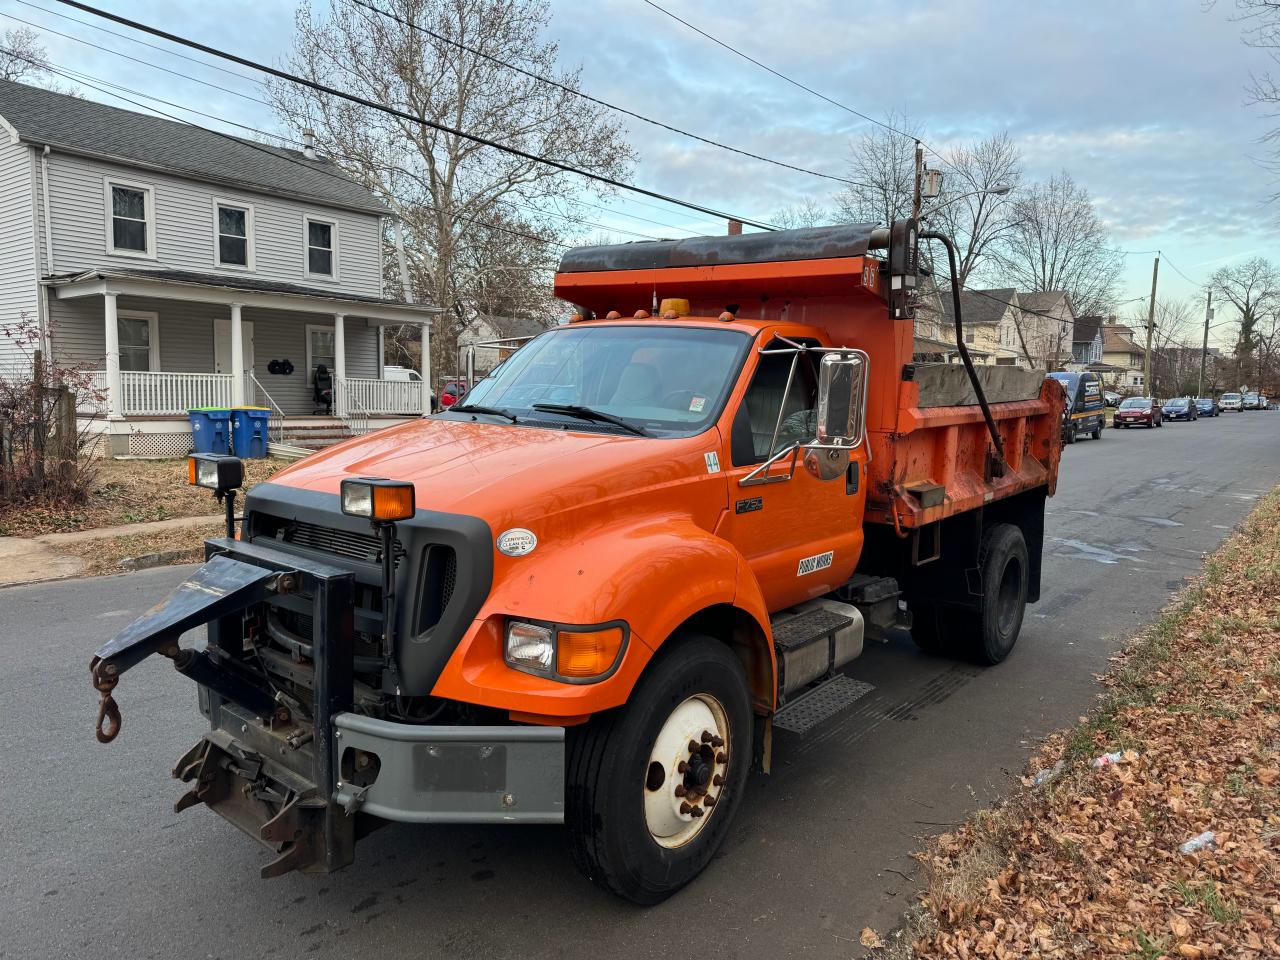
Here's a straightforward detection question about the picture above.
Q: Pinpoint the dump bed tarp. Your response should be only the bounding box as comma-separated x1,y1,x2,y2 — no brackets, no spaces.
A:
912,363,1047,408
557,223,881,273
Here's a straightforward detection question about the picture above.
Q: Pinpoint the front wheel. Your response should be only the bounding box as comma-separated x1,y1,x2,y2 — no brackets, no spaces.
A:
1064,424,1076,444
1092,422,1103,440
565,635,752,904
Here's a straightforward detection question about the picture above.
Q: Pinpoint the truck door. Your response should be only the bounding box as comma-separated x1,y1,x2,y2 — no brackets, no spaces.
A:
719,336,868,611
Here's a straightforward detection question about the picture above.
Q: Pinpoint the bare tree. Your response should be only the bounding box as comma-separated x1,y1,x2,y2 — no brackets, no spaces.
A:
993,172,1123,318
771,197,833,230
930,132,1022,289
1216,0,1280,198
0,27,72,90
1211,256,1279,389
834,111,920,226
266,0,634,384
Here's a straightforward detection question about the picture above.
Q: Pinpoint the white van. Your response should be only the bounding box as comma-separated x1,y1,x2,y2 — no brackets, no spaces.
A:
383,365,423,382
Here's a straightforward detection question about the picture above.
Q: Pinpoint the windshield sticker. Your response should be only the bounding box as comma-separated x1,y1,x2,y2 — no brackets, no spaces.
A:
704,451,721,474
797,551,833,576
689,396,706,412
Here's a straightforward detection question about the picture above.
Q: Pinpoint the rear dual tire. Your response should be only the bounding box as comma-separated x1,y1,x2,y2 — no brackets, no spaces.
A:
566,635,751,904
912,523,1029,666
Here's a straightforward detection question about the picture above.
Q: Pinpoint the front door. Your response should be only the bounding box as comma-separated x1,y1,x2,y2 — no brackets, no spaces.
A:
213,317,255,400
719,335,869,611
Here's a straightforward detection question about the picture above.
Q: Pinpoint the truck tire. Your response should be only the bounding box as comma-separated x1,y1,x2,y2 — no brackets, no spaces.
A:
1064,423,1076,444
565,634,752,904
1092,422,1102,440
967,523,1029,665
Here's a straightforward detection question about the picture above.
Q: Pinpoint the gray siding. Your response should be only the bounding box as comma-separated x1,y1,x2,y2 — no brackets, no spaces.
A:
0,139,37,377
48,293,377,415
39,152,384,295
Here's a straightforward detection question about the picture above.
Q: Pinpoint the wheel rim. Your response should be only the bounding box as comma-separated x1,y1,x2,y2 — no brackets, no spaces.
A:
643,693,730,849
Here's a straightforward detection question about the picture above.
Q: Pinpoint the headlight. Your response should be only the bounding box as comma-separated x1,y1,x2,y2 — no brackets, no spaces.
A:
505,620,555,673
340,477,415,522
504,620,628,681
188,453,243,493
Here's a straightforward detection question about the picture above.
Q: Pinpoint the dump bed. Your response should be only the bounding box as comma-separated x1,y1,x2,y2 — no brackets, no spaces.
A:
555,223,1063,532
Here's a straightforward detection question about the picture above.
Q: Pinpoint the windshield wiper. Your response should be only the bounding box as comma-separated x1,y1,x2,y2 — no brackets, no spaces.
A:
450,403,518,423
532,403,649,437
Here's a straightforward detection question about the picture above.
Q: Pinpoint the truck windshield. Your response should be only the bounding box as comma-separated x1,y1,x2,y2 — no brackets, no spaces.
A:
455,324,750,437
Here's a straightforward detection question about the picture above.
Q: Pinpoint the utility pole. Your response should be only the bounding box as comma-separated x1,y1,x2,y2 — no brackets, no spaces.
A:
911,141,923,222
1142,254,1160,393
1197,289,1213,399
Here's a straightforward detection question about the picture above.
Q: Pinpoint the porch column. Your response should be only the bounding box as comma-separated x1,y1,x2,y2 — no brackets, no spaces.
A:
333,313,346,417
230,302,246,407
103,291,123,419
420,322,431,414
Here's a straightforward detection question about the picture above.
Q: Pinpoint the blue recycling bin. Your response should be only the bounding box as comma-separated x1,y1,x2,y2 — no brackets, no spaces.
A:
187,407,231,455
231,407,272,459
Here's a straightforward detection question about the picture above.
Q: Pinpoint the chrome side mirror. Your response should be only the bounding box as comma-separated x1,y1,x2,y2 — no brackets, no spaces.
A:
815,351,865,448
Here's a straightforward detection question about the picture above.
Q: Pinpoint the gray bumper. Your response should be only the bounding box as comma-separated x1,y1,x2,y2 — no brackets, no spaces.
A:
332,714,565,824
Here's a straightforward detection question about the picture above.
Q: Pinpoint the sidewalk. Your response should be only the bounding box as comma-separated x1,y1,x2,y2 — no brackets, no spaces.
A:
0,514,220,587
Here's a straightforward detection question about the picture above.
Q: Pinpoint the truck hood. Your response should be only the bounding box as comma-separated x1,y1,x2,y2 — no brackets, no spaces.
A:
268,417,726,534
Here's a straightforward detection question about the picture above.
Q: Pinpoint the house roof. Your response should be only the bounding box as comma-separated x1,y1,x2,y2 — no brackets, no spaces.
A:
0,79,388,216
1073,315,1103,346
1102,324,1144,357
48,267,436,312
940,288,1018,327
1018,290,1071,317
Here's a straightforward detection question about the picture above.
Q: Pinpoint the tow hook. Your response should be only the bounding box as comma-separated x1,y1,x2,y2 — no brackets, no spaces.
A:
90,658,121,744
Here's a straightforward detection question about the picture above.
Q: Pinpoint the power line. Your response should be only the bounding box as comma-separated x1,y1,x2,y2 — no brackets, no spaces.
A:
637,0,954,171
53,0,779,232
349,0,861,188
7,9,701,244
3,47,576,256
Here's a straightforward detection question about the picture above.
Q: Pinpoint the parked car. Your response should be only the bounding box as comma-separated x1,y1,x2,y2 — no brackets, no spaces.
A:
1114,396,1162,428
1220,392,1243,412
1194,397,1219,418
1262,395,1272,410
1046,370,1106,444
1243,392,1262,410
1162,397,1198,421
1103,390,1122,407
438,379,469,409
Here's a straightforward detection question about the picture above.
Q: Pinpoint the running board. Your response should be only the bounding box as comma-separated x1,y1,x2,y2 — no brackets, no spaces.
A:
773,674,874,735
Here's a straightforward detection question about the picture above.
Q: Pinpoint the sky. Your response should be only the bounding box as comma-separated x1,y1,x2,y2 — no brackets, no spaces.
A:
7,0,1277,348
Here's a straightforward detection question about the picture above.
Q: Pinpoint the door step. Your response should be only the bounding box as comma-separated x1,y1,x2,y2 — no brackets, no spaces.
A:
773,674,874,735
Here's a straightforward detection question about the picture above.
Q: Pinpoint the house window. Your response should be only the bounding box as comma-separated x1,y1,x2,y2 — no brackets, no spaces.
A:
305,217,337,278
117,311,159,371
306,324,336,383
215,201,254,269
106,181,154,256
964,332,975,344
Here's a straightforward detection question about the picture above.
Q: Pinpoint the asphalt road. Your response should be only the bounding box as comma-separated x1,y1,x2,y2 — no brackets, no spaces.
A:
3,413,1278,960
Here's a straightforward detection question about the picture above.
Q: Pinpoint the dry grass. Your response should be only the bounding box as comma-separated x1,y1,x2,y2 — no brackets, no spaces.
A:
899,485,1280,959
0,457,285,537
60,521,222,576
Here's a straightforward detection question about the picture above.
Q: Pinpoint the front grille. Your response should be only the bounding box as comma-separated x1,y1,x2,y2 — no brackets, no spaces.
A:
272,518,405,565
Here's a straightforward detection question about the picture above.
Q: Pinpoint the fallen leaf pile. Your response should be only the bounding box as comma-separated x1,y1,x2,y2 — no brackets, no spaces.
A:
911,487,1280,959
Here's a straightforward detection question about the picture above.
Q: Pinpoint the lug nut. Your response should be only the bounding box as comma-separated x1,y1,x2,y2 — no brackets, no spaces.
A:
703,794,717,807
710,735,724,748
674,785,687,798
679,801,693,815
712,774,724,786
688,740,700,753
716,752,728,764
677,761,689,773
701,730,714,743
689,806,704,818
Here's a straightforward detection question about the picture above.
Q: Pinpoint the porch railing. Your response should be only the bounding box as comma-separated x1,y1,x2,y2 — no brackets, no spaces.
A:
249,372,286,446
334,379,371,436
342,376,423,415
79,371,109,415
87,371,236,416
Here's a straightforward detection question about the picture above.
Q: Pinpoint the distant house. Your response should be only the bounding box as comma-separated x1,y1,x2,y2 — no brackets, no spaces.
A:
940,287,1024,366
1017,291,1075,369
458,314,552,378
1069,315,1105,367
0,79,436,456
1101,323,1146,391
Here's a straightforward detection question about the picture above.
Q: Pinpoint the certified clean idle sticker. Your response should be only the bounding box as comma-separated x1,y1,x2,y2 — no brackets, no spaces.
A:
704,452,721,474
496,528,538,557
796,550,833,576
689,395,706,412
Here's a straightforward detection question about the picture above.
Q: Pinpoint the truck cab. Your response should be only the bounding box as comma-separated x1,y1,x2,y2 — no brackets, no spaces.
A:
1046,370,1106,443
88,222,1062,904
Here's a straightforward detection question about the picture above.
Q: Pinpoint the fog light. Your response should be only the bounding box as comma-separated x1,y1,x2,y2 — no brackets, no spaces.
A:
505,621,554,673
187,453,243,493
341,477,415,522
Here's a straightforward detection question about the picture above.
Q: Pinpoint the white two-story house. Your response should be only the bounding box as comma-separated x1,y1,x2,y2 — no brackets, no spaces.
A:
0,79,435,456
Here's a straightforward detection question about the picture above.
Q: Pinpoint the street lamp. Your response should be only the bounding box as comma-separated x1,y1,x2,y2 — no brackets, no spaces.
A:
919,184,1013,220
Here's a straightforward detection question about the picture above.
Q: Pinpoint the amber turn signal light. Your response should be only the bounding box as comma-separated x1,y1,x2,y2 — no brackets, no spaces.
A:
556,626,626,679
340,477,415,523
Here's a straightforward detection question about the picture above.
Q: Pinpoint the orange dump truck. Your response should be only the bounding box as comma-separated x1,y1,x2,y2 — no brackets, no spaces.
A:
89,221,1061,903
